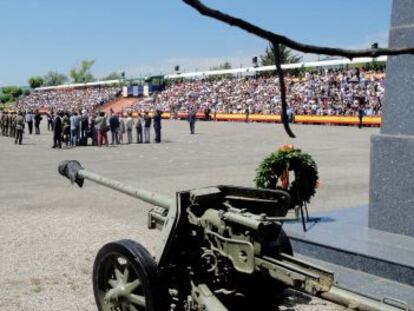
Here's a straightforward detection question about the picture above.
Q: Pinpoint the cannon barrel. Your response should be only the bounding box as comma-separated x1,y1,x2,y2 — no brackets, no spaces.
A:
58,160,173,210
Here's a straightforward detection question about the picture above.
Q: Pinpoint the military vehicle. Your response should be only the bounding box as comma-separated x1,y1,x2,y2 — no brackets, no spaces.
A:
59,160,407,311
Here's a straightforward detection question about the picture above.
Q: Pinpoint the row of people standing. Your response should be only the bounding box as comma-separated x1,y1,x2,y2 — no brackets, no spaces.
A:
51,110,162,149
51,110,89,148
25,110,43,135
97,110,162,146
1,110,42,137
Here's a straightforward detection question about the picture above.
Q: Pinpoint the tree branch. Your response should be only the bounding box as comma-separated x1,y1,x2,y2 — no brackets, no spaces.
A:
273,42,295,138
182,0,414,138
182,0,414,59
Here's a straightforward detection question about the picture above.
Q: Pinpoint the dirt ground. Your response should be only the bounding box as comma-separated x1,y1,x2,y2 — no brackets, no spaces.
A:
1,120,378,310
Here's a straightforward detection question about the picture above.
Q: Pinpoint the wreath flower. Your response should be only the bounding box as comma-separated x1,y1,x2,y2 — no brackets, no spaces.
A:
255,145,319,208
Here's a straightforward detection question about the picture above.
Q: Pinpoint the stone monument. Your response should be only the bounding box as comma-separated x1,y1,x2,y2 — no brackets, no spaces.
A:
284,2,414,305
369,0,414,237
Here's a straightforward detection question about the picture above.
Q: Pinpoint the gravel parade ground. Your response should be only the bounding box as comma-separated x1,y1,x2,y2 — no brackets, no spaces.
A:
0,120,379,311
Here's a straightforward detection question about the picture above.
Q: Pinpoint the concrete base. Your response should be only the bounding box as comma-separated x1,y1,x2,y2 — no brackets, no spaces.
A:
283,206,414,307
369,134,414,237
298,255,414,309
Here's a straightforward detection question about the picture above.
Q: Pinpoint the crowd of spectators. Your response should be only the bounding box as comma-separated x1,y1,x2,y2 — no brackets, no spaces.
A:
131,67,385,117
17,86,121,112
15,68,385,118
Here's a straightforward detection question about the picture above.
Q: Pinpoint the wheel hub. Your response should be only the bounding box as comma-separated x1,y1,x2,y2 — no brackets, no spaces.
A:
104,266,146,309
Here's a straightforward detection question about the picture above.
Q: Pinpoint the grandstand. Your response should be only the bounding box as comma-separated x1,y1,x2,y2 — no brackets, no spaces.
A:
16,57,386,126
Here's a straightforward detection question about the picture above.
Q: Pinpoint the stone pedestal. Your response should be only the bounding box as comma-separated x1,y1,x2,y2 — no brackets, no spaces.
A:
282,3,414,301
368,0,414,237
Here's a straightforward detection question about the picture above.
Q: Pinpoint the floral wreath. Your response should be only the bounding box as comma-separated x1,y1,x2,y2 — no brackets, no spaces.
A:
255,144,319,208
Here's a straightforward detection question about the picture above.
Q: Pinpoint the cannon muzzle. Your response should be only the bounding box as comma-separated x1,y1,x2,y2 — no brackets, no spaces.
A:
58,160,173,210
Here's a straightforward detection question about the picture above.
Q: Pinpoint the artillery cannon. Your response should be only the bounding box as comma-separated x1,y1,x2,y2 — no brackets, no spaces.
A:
59,160,407,311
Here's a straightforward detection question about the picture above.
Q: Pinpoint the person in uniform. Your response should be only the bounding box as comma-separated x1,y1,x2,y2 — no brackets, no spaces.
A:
14,111,25,145
9,111,16,138
188,108,197,134
5,112,10,136
52,112,63,149
358,103,365,129
2,111,8,136
153,110,162,143
0,111,4,135
244,106,250,123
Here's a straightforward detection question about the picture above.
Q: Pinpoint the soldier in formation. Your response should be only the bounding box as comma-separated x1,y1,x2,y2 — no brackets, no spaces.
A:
9,111,16,138
0,110,26,144
0,111,9,136
14,111,25,144
1,108,166,147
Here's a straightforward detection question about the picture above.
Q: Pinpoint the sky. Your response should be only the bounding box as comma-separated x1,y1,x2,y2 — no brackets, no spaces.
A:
0,0,392,86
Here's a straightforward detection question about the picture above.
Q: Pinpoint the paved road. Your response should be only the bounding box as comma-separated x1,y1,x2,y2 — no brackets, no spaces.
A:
0,120,377,310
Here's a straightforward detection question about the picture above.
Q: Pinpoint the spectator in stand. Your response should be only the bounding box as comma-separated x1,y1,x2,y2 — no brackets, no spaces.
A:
17,86,121,112
127,67,385,119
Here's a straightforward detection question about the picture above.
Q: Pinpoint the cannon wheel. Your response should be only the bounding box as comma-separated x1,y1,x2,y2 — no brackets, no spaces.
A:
93,239,167,311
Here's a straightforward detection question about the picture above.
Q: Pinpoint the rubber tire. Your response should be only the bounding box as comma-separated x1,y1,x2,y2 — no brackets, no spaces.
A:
93,239,167,311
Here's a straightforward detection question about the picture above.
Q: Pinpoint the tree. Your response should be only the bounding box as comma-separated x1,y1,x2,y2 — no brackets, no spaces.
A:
28,76,44,89
70,59,96,83
0,93,12,104
209,61,232,71
101,72,122,81
1,86,23,103
208,61,232,80
260,44,302,66
44,71,69,86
